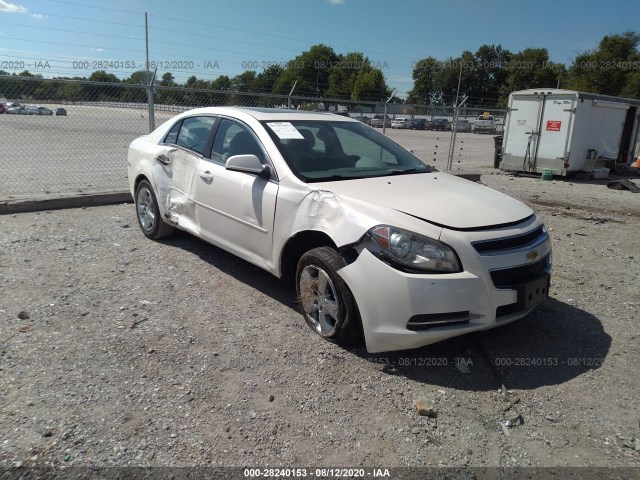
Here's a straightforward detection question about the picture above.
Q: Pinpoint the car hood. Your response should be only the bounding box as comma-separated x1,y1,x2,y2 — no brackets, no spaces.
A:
311,172,533,230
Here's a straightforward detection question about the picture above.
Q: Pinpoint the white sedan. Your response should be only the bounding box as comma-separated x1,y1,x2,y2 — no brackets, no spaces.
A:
127,107,552,353
391,118,410,129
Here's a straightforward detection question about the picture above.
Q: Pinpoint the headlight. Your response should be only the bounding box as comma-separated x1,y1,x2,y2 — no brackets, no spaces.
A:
369,225,461,273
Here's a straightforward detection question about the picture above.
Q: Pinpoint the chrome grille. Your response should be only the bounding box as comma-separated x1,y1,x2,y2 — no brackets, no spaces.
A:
473,226,546,255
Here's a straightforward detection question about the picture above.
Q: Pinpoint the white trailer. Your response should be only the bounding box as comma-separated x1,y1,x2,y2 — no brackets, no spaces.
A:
500,89,640,176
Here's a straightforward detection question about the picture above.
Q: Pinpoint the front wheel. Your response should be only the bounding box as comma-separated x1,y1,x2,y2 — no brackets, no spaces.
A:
134,179,175,240
295,247,363,347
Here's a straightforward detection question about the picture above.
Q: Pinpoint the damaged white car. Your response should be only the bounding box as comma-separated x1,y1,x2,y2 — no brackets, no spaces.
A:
127,107,552,353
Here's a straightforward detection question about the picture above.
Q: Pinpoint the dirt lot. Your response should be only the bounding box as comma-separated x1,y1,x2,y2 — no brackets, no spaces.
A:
1,171,639,477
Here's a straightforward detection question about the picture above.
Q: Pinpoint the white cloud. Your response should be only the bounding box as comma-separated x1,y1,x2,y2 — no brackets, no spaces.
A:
328,0,345,4
0,0,28,13
31,13,43,19
90,48,105,52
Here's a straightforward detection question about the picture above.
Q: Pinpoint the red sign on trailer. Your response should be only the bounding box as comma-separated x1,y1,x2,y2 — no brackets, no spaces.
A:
546,120,562,131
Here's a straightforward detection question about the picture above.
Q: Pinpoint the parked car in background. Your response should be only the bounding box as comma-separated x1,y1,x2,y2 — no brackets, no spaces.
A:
454,118,472,132
7,106,32,115
128,106,552,353
32,106,54,116
391,118,411,129
370,114,391,128
409,118,427,130
56,108,68,116
426,118,451,131
352,115,371,125
473,114,496,133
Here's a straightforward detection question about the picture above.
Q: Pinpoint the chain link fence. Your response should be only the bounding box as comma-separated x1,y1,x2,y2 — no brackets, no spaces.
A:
1,76,505,198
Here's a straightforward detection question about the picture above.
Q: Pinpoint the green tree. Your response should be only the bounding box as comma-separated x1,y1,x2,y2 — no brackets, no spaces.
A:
407,56,439,104
433,51,476,105
125,70,148,85
18,70,42,78
567,31,640,95
33,81,59,100
352,67,389,101
160,72,175,87
325,52,390,102
86,70,121,101
229,71,258,106
326,52,364,99
230,71,257,92
273,44,339,98
185,75,209,89
621,71,640,98
473,44,511,104
88,70,119,83
57,82,84,101
254,65,284,93
499,48,565,101
209,75,231,90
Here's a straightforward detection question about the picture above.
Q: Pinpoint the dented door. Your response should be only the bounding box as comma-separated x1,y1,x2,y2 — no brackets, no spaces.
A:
194,119,278,267
157,116,217,233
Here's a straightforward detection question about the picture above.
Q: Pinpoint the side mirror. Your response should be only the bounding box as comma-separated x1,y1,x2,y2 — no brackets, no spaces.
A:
226,154,271,180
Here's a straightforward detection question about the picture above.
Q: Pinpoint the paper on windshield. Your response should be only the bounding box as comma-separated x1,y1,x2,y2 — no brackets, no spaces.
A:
267,122,305,140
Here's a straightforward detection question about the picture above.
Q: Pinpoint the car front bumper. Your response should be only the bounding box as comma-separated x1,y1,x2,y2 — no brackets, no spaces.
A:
338,232,551,353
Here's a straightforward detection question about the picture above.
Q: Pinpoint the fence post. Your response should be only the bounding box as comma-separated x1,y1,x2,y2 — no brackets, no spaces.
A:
147,70,156,132
288,80,297,109
382,89,396,135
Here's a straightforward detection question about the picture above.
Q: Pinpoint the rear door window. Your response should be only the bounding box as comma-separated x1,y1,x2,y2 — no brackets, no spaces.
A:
174,116,217,155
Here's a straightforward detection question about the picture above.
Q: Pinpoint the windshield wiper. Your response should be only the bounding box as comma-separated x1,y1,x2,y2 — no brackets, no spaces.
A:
304,169,427,183
307,174,368,183
386,168,420,175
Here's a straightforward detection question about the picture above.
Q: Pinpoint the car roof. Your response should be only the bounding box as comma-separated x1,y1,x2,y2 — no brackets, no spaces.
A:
176,106,358,123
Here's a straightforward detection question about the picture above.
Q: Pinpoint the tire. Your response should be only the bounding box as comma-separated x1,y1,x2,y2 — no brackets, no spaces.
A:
134,180,175,240
295,247,363,347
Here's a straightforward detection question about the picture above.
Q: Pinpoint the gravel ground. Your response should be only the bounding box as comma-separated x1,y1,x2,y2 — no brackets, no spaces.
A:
1,171,639,477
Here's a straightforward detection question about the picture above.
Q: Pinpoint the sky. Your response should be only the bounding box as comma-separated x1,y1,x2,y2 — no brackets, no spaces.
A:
0,0,638,97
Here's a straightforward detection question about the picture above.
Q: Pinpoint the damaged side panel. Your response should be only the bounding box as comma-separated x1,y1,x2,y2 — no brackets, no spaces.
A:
290,190,346,236
273,182,443,277
149,146,200,235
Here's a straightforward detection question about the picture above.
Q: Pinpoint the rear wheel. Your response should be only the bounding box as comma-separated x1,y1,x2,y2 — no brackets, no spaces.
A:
295,247,362,347
135,180,175,240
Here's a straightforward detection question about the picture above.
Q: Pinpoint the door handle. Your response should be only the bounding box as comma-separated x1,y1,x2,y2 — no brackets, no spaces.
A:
156,154,170,165
156,148,177,165
198,170,214,181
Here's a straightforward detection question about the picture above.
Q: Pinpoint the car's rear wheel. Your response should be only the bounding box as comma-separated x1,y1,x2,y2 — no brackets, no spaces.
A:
135,180,175,240
295,247,362,347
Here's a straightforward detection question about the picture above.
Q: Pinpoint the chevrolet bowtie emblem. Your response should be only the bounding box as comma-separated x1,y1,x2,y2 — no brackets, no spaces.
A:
526,250,539,261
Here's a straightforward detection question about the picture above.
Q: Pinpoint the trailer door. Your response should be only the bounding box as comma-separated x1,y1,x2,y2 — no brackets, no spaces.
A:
501,94,544,172
536,95,576,174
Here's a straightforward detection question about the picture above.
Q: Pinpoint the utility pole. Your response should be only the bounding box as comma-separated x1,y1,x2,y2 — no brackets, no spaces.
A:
145,12,155,132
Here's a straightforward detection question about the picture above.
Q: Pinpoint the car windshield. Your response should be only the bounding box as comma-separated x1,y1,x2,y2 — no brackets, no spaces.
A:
262,120,431,182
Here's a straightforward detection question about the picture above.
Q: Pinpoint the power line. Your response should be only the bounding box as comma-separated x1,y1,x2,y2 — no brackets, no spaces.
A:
37,1,420,62
27,10,141,28
39,0,142,16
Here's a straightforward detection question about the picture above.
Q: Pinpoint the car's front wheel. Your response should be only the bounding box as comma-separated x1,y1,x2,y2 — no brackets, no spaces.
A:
134,180,175,240
296,247,362,347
